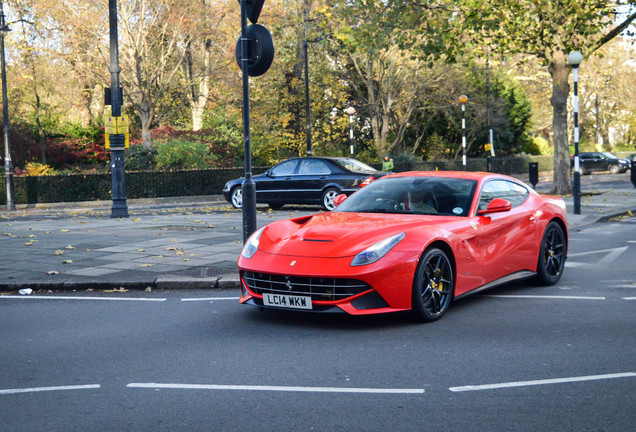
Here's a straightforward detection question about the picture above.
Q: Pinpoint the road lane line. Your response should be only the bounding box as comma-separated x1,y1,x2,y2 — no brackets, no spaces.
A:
483,295,605,300
0,384,101,395
449,372,636,392
180,297,240,302
0,296,166,302
127,383,425,394
623,297,636,300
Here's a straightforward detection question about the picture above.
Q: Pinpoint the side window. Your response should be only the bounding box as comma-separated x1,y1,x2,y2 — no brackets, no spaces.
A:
270,160,298,176
299,159,330,175
478,180,529,210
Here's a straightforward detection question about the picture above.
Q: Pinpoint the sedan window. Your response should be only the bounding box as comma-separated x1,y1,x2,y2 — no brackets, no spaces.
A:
299,159,331,175
270,160,299,176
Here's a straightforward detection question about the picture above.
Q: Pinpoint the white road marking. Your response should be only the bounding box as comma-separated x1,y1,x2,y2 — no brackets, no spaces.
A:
127,383,425,394
0,296,166,302
180,297,240,302
0,384,101,395
449,372,636,392
483,295,605,300
568,246,629,263
623,297,636,301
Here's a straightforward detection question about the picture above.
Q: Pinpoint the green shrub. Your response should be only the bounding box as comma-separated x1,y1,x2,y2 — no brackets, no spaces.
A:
126,144,158,171
155,139,217,170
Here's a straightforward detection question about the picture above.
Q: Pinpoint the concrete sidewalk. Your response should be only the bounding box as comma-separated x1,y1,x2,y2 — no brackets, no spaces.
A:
1,174,635,293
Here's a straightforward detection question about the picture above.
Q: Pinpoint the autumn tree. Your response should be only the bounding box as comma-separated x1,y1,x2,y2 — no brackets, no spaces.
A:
462,0,636,194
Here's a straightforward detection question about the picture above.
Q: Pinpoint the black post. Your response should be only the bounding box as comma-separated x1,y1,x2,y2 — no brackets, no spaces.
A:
486,156,493,173
631,159,636,188
240,0,257,242
0,2,14,211
529,162,539,189
108,0,128,218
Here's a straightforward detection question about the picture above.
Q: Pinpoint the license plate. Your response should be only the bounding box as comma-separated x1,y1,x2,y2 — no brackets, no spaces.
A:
263,293,312,310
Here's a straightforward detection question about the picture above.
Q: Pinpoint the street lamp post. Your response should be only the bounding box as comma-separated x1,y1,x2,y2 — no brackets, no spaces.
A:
344,106,356,156
459,95,468,170
569,51,583,215
0,1,14,211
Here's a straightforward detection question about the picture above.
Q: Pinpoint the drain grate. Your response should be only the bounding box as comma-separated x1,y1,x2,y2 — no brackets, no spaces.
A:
168,265,237,278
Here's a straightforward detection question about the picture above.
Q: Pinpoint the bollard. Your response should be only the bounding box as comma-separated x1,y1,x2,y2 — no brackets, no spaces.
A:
631,159,636,188
529,162,539,189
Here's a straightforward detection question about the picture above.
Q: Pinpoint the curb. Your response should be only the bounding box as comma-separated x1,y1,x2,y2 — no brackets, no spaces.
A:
0,274,242,293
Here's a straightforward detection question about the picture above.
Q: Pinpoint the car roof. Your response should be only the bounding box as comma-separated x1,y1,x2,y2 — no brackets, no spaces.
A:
383,170,514,182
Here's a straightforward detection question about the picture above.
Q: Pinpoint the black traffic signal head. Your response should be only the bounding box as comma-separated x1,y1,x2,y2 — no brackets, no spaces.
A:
240,0,265,24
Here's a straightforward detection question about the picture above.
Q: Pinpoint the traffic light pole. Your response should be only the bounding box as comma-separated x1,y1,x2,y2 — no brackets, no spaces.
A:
240,0,257,242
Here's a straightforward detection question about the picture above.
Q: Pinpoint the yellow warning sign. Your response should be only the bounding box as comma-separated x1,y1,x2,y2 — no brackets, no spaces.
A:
104,115,130,134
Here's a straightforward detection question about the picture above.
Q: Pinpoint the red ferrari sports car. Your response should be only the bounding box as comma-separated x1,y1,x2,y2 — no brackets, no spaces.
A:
238,171,568,321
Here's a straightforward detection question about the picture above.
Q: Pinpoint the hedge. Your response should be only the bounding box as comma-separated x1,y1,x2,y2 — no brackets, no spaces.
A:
0,156,552,205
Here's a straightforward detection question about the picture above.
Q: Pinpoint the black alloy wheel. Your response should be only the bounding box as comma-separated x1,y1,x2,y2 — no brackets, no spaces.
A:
412,247,454,322
535,221,566,285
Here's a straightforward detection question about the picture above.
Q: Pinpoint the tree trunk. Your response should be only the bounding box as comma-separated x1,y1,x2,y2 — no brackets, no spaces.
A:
137,106,153,149
549,56,572,195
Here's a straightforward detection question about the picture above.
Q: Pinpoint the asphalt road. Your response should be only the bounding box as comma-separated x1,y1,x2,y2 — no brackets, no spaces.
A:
1,216,635,432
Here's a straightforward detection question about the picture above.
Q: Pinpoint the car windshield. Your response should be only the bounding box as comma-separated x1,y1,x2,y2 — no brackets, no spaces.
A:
602,152,618,159
334,158,377,173
335,176,478,216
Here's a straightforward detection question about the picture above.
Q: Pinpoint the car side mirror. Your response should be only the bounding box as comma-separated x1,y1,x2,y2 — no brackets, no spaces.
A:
266,170,275,178
477,198,512,215
334,194,348,207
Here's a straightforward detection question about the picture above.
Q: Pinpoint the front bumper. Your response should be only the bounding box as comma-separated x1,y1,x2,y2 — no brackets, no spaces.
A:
238,251,417,315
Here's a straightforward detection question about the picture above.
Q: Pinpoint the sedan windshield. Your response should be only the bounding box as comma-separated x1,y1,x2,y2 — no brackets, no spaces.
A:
602,152,618,159
335,158,377,173
335,176,478,216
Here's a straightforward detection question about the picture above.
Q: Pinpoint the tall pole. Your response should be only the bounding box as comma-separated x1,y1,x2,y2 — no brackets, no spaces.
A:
344,106,356,156
0,1,14,211
108,0,128,218
486,51,495,157
303,9,312,156
459,95,468,170
569,51,583,215
240,0,256,242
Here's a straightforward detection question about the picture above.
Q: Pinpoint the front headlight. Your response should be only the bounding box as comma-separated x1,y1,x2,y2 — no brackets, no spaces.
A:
241,227,265,259
351,232,405,267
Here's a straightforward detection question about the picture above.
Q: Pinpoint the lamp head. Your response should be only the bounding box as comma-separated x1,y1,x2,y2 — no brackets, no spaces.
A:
458,95,468,104
344,106,356,116
568,51,583,68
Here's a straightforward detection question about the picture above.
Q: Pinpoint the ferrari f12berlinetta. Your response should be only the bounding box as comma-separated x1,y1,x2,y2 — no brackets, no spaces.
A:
238,171,568,321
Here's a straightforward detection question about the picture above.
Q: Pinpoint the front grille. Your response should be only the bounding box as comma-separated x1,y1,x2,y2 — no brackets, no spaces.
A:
242,271,371,302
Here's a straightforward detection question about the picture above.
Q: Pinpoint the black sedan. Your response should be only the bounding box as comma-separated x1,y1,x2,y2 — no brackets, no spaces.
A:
571,152,630,175
223,157,386,210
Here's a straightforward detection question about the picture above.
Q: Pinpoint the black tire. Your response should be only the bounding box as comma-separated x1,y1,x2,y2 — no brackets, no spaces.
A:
412,247,454,322
534,221,566,285
230,186,242,209
609,164,620,175
268,203,283,210
321,187,340,211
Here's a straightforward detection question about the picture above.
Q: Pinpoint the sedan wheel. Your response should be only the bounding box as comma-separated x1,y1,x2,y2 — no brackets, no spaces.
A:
609,164,621,174
412,247,454,322
534,221,566,285
230,187,243,209
321,188,340,211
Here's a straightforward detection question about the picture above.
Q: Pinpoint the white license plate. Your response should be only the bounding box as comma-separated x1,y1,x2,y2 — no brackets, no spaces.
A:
263,293,312,310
